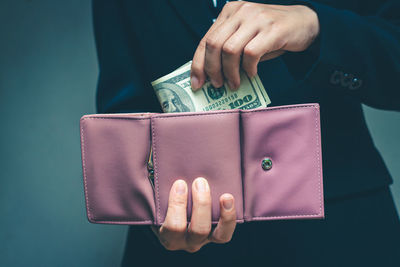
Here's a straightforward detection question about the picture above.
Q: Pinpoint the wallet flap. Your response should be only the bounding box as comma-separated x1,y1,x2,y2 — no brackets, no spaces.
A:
151,110,244,225
241,104,324,220
80,114,156,224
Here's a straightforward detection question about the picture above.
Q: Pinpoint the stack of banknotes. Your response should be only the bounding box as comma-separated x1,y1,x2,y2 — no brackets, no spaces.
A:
151,61,271,113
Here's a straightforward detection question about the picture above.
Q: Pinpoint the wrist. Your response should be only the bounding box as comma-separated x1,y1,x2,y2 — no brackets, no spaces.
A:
282,27,321,81
295,4,320,51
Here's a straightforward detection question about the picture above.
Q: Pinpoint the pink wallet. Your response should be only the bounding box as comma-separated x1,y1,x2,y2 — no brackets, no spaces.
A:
80,103,324,225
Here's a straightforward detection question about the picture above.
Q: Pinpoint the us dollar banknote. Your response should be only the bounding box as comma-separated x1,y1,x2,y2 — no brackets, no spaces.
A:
151,61,271,113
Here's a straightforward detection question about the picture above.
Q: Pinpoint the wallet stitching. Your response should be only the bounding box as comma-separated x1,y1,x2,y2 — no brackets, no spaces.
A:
92,219,153,224
247,214,322,220
80,104,323,223
81,104,317,121
80,117,150,121
239,105,317,115
151,117,161,225
150,104,317,120
152,110,240,119
315,106,323,217
80,120,93,221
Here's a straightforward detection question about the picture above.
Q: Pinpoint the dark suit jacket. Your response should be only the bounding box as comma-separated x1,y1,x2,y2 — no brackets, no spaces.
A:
92,0,400,199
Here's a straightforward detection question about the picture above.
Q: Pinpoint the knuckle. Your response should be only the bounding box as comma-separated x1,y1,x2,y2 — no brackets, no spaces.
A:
243,46,259,59
206,36,221,50
214,234,232,244
240,2,254,11
221,213,237,224
224,1,235,8
163,243,179,251
190,60,201,72
159,238,176,251
204,65,220,77
164,221,187,234
189,225,212,237
185,246,201,253
222,42,240,56
190,63,202,76
224,1,239,10
273,36,286,50
195,196,212,207
258,11,274,24
198,38,207,49
169,196,186,207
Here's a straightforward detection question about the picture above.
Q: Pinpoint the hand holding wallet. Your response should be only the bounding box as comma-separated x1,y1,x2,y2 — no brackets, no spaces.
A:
79,103,324,225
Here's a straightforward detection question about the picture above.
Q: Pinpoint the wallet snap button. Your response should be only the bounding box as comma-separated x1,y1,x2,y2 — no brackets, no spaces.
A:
261,157,272,171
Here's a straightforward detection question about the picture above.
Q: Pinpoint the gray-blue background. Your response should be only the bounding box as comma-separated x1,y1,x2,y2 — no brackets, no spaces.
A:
0,1,399,266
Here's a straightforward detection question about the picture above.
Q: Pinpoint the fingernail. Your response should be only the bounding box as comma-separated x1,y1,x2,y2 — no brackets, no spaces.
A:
195,178,207,193
222,196,233,210
227,81,235,90
228,81,239,90
211,79,222,88
191,75,200,90
175,180,186,195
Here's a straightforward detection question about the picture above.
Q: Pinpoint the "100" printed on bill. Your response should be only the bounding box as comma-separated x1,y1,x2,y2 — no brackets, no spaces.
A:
151,61,271,113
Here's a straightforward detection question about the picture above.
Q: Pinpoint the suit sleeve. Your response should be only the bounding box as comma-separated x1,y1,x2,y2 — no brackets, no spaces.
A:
284,0,400,111
92,0,160,113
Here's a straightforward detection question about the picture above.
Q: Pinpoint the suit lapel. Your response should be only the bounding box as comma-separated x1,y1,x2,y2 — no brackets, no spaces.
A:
167,0,213,39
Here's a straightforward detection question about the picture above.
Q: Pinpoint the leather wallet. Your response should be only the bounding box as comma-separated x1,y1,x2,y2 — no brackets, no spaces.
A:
80,103,324,225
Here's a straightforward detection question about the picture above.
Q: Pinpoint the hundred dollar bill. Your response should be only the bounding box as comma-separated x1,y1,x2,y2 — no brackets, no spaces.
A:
151,61,270,113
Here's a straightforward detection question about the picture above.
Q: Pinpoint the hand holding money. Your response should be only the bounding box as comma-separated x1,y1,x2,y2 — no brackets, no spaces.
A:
190,1,319,90
151,61,270,113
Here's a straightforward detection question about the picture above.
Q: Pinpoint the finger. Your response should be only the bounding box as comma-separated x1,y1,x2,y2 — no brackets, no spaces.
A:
203,18,240,89
186,177,212,251
221,23,259,90
219,0,244,19
191,39,209,91
260,50,285,62
242,31,285,77
158,179,188,250
150,225,160,237
209,193,236,244
191,17,228,91
191,2,243,91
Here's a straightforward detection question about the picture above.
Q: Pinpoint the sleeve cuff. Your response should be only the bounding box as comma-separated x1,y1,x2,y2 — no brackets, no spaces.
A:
282,0,367,95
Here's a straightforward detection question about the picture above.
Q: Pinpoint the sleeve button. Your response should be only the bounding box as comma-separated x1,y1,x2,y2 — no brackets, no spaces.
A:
341,73,353,87
349,77,363,90
330,70,342,85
